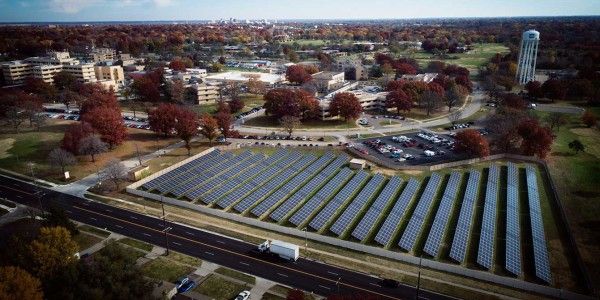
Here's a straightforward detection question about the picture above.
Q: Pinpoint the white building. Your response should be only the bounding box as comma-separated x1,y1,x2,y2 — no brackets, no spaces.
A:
319,85,387,118
205,71,284,86
400,73,438,83
192,82,220,105
311,71,345,92
516,29,540,85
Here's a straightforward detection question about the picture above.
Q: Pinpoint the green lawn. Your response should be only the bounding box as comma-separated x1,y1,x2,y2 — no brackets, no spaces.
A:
78,225,111,238
141,257,194,282
194,274,249,299
0,198,16,208
165,251,202,266
73,232,104,251
119,237,154,252
214,267,256,284
244,115,357,130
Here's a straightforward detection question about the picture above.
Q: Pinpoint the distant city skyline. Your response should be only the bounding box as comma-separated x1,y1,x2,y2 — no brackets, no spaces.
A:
0,0,599,23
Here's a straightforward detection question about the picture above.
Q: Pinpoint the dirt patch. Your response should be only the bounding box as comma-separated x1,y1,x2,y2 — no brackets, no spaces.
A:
0,138,15,159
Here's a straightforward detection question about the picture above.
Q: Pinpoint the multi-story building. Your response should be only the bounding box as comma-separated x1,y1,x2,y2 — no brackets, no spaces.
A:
192,83,220,105
89,48,117,63
2,61,33,85
334,57,368,80
319,86,387,118
94,65,125,85
63,64,97,84
311,71,345,92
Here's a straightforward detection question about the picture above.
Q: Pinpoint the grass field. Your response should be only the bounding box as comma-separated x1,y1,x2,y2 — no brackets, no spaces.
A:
73,232,103,251
244,115,358,130
0,119,178,183
214,267,256,284
194,274,248,299
141,257,194,282
193,93,265,116
119,237,154,252
78,225,111,237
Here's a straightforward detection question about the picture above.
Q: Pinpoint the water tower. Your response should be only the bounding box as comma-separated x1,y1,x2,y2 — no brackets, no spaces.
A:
516,30,540,85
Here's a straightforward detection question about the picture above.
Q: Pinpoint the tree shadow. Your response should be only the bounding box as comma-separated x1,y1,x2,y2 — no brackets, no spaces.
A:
551,151,575,157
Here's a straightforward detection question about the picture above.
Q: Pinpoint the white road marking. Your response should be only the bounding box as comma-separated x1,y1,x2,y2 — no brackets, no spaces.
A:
115,225,123,229
185,231,194,235
16,195,22,199
89,217,97,221
173,241,182,246
216,240,225,244
240,262,249,266
65,210,72,214
369,282,381,287
130,216,137,220
205,252,214,256
143,233,151,237
277,273,288,277
105,209,112,212
327,271,338,276
81,202,89,206
318,285,331,290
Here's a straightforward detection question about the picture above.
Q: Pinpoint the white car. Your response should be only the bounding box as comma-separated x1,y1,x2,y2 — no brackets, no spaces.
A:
424,150,436,157
358,118,369,125
236,291,251,300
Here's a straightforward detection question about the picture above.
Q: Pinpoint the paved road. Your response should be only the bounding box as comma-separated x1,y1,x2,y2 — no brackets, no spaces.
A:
0,175,452,300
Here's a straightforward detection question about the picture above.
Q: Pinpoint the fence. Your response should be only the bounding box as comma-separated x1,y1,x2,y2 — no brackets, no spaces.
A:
125,149,593,299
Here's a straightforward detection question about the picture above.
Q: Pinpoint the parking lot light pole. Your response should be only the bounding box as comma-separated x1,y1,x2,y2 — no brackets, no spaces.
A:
336,277,341,295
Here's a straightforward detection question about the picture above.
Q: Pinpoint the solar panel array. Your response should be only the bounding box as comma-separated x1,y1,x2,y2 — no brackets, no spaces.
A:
215,151,303,209
163,152,236,196
289,168,354,226
308,171,370,231
423,171,463,257
374,178,420,246
477,164,500,269
351,176,403,241
142,150,221,191
330,174,385,236
192,153,264,203
148,151,225,193
269,155,349,221
449,170,481,263
526,166,552,283
200,149,289,204
232,154,317,212
505,163,522,276
250,153,336,217
398,173,442,251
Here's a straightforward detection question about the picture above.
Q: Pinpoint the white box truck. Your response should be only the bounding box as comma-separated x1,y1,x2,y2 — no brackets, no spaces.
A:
257,240,299,261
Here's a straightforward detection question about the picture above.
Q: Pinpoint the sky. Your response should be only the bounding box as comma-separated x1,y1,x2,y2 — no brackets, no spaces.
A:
0,0,599,22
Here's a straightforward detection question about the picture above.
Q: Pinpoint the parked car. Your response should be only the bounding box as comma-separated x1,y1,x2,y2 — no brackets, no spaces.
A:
236,291,251,300
174,277,189,290
177,280,196,293
380,278,400,288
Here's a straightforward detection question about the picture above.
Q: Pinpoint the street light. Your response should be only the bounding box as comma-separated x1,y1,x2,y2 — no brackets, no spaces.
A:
162,226,172,256
302,227,308,252
416,256,422,300
335,277,341,295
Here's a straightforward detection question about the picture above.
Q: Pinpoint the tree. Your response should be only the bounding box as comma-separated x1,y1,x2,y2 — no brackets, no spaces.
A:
280,115,301,137
199,114,219,144
386,89,412,115
0,266,43,300
328,92,363,121
23,77,57,101
79,85,120,115
131,76,161,103
287,289,305,300
47,148,76,175
102,159,127,190
28,226,78,278
247,77,266,95
78,135,108,162
286,65,312,85
60,89,84,111
229,98,245,113
582,110,598,128
5,106,27,133
148,103,180,136
175,109,198,155
53,71,77,91
169,59,187,72
517,118,555,159
542,79,566,101
421,89,443,116
525,81,543,99
454,129,490,158
501,93,526,110
83,107,127,149
545,112,568,132
264,88,319,120
568,140,585,154
31,113,47,131
62,122,96,154
445,83,464,112
215,111,233,139
167,79,185,103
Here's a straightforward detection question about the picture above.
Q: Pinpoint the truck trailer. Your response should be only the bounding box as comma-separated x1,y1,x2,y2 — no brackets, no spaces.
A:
257,240,299,261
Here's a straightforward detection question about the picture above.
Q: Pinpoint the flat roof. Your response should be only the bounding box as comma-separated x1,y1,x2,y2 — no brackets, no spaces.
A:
205,71,283,84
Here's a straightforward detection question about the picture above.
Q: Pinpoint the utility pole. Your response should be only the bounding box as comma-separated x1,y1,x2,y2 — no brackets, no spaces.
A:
302,227,308,253
163,226,172,256
416,256,422,300
336,277,341,295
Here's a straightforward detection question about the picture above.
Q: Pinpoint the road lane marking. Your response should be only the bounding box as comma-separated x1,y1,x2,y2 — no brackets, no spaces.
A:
65,210,72,214
319,285,331,290
369,282,381,287
205,252,214,256
105,209,112,212
277,273,288,277
81,202,89,206
90,217,97,221
0,185,33,195
240,262,249,266
185,231,194,235
173,241,182,246
16,195,22,199
327,271,338,276
70,205,401,300
130,216,137,220
115,225,123,229
216,240,225,244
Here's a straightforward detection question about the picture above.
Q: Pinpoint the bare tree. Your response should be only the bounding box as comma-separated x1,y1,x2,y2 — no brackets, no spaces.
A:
421,90,443,117
445,84,463,112
6,107,26,133
279,115,301,137
48,148,76,175
31,114,47,131
102,159,127,191
449,110,463,124
78,135,108,162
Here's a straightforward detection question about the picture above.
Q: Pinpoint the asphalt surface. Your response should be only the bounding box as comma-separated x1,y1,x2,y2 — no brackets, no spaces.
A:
0,175,453,300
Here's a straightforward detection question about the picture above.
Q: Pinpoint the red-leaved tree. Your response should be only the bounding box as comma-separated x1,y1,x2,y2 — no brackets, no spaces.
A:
286,65,312,85
264,88,319,120
199,114,219,144
83,107,127,149
148,103,180,136
169,59,187,72
517,118,555,159
329,92,363,121
215,111,233,138
62,122,96,154
174,109,198,155
386,89,412,114
582,110,598,128
454,129,490,158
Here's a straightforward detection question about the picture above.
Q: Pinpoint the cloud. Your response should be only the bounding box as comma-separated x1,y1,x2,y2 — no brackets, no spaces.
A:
49,0,98,13
153,0,174,7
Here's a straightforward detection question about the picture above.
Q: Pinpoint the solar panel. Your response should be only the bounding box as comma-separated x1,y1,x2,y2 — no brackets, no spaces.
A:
330,174,385,236
351,176,403,241
423,171,463,257
477,164,500,269
201,149,290,203
143,150,221,191
215,151,304,209
251,153,337,217
269,156,350,221
526,165,551,283
374,178,420,246
288,168,354,226
156,152,234,194
232,154,317,212
449,170,481,263
308,171,370,231
398,173,442,251
505,163,521,276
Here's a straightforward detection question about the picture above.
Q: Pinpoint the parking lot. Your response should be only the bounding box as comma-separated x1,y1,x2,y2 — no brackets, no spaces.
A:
355,131,468,166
